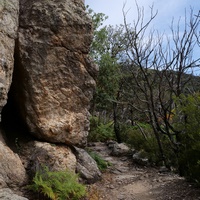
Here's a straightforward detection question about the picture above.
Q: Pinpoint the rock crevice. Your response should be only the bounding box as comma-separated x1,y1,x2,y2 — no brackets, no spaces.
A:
0,0,19,121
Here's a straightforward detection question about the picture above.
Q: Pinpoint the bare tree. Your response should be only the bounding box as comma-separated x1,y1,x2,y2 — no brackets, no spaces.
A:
122,4,200,167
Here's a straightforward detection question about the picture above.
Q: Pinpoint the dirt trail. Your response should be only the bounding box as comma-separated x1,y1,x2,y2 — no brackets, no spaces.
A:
86,142,200,200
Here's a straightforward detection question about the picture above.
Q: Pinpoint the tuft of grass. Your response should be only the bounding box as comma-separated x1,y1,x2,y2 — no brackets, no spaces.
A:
88,151,111,171
86,186,101,200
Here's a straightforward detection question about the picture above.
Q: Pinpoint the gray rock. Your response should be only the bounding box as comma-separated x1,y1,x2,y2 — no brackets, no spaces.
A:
74,147,101,184
0,188,28,200
159,166,170,173
132,151,149,166
0,0,19,120
109,142,131,157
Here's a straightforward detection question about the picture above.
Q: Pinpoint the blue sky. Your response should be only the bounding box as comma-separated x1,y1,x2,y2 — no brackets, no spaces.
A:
85,0,200,31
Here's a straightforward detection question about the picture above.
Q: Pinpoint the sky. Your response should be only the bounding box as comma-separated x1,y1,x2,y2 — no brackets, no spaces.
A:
85,0,200,74
85,0,200,31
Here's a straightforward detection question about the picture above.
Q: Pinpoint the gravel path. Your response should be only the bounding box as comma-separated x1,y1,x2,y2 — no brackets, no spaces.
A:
86,142,200,200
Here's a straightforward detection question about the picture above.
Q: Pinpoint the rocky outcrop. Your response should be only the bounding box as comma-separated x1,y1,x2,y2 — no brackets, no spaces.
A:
0,131,27,189
14,0,97,146
0,0,19,121
21,141,76,174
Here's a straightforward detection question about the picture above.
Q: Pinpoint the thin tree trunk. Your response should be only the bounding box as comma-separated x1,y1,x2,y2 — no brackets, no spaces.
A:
113,102,121,143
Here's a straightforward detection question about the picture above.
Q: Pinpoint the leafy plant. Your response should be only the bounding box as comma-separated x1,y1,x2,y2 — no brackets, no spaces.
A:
88,116,115,142
28,166,86,200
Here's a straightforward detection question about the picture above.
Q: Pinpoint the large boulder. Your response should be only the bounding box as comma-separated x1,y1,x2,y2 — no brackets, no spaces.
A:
0,131,27,189
0,0,19,120
21,141,77,174
14,0,97,146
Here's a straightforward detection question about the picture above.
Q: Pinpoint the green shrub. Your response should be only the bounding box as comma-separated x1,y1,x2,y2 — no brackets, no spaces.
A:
87,150,111,171
123,124,158,164
88,116,115,142
28,166,86,200
174,93,200,184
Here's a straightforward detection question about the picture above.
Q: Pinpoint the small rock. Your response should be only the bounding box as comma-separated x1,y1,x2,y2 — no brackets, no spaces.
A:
144,174,149,178
118,194,126,200
132,152,149,166
109,185,115,189
118,181,122,185
159,166,170,173
0,188,28,200
110,143,131,157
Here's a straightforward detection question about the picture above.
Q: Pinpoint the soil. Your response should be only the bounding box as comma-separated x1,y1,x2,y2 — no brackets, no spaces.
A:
85,142,200,200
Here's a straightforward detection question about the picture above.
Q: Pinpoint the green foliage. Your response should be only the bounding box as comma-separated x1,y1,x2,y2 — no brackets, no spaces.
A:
123,124,159,164
86,6,108,31
88,116,115,142
88,151,111,171
95,54,120,110
174,93,200,184
29,166,86,200
122,123,151,147
86,6,108,61
122,123,175,165
87,7,121,113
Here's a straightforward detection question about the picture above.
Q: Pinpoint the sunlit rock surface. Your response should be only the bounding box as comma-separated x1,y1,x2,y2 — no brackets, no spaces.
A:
15,0,97,146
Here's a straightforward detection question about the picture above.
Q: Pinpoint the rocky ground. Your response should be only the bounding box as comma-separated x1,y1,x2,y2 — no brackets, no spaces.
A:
85,142,200,200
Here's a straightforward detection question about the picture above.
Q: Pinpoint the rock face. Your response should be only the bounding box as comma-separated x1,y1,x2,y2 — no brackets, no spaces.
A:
14,0,97,146
0,0,98,198
0,0,19,121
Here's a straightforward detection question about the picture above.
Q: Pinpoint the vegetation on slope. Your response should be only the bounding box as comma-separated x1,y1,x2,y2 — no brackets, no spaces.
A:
87,5,200,184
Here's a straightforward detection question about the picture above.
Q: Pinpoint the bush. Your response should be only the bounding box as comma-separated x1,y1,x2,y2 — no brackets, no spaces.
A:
88,116,115,142
28,166,86,200
122,123,160,164
174,93,200,184
123,123,175,166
